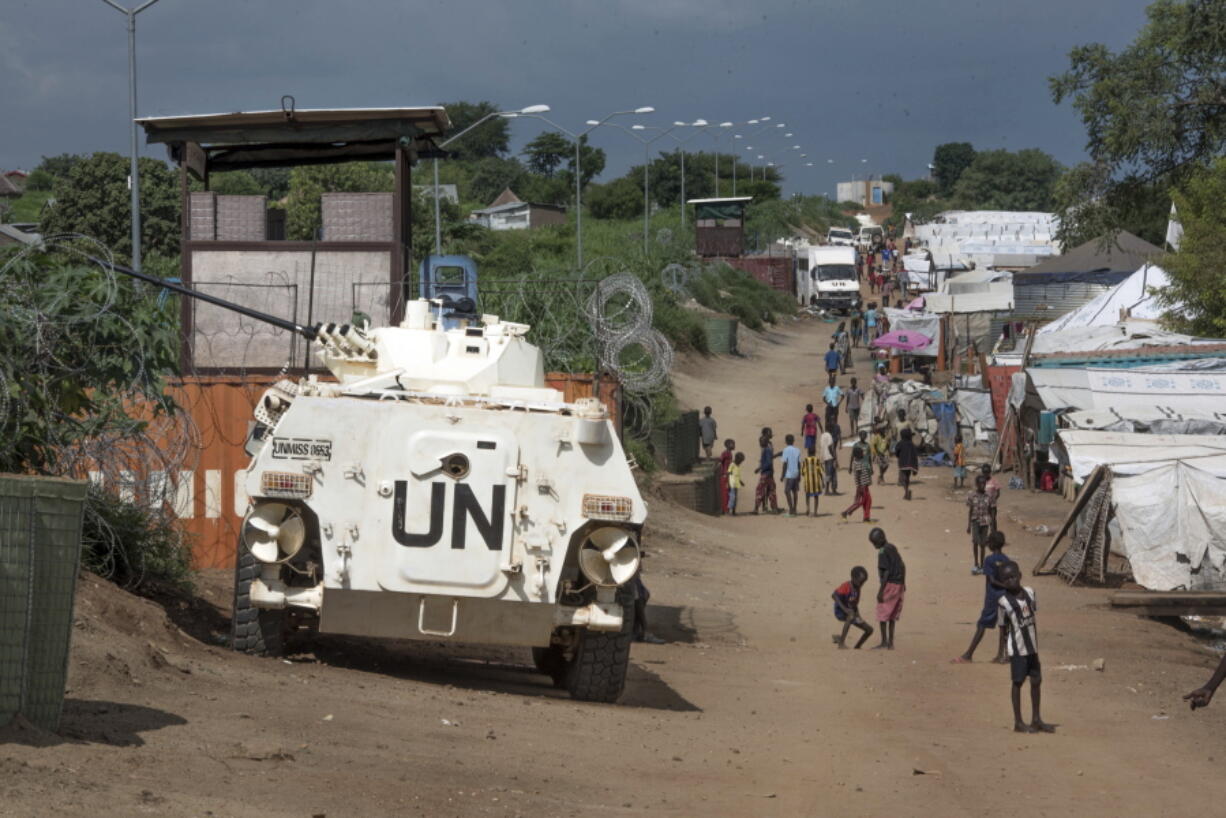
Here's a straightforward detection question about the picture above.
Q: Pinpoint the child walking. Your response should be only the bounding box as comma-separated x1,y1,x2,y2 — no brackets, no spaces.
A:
894,427,919,501
952,433,966,488
832,567,874,649
753,429,780,514
967,473,993,574
840,444,874,522
801,446,824,517
726,451,745,515
952,531,1009,664
699,406,718,459
997,561,1055,733
718,439,735,514
801,403,821,453
780,434,802,517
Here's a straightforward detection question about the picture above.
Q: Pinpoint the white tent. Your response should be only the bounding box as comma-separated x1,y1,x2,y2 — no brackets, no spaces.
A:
1040,263,1171,333
1026,363,1226,415
1057,430,1226,590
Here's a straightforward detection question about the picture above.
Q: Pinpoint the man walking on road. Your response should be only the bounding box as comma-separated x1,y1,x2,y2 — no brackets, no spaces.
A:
823,374,843,430
870,527,905,650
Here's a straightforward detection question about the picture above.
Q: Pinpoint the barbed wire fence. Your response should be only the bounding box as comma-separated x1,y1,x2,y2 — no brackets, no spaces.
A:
2,235,682,585
0,234,203,587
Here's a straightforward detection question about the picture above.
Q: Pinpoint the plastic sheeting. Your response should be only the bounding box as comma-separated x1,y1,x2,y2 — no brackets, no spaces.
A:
1112,462,1226,591
1056,430,1226,483
883,308,940,357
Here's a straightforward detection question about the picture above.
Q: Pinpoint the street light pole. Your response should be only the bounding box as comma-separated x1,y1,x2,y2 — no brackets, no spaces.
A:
666,120,707,228
100,0,163,272
509,106,654,270
594,122,679,254
432,104,550,255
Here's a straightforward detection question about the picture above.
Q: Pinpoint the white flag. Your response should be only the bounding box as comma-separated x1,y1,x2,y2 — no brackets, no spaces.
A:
1165,202,1183,251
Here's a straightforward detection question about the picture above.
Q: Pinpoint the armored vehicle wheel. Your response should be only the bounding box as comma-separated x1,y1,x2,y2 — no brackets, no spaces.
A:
565,591,635,703
531,646,569,688
231,542,287,657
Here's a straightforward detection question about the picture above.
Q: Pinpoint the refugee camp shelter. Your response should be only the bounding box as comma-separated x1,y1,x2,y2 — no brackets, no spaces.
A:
1011,231,1162,326
689,196,751,257
138,106,450,373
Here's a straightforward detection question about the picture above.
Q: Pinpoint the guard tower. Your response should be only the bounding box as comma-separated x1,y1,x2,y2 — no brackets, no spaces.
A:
688,196,752,257
138,106,450,373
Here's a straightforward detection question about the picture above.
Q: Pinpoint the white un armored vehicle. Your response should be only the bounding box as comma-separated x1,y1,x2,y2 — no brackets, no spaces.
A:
114,264,647,703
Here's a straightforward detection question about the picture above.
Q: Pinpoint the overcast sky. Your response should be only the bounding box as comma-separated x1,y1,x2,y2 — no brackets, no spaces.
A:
2,0,1153,197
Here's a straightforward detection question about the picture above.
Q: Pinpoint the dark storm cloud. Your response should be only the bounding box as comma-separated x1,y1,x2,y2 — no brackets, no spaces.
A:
2,0,1153,195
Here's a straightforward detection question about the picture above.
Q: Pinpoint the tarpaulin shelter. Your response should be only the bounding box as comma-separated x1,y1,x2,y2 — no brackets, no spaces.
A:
1048,430,1226,591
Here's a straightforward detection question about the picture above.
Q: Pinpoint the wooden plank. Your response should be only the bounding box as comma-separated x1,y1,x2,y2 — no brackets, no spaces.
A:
183,141,207,181
1034,464,1105,575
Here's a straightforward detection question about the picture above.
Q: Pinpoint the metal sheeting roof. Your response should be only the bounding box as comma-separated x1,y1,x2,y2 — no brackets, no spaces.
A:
1018,230,1161,278
138,107,450,142
1028,363,1226,414
685,197,753,204
1041,263,1170,332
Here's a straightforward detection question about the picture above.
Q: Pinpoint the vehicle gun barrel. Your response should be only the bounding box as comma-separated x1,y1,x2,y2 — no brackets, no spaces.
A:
95,256,319,341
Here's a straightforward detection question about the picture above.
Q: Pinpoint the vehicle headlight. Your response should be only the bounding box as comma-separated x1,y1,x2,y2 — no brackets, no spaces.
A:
578,527,641,587
582,493,633,521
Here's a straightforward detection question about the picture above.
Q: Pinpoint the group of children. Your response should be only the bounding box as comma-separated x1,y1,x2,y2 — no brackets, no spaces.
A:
830,517,1052,733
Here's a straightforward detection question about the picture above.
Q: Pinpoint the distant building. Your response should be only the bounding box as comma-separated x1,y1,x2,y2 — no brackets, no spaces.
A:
0,172,23,201
836,179,893,207
468,188,566,231
688,196,752,257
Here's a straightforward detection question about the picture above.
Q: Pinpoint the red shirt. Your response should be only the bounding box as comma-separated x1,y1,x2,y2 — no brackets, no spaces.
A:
802,412,819,436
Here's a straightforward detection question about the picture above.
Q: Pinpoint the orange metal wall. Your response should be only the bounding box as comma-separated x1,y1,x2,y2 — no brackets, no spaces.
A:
166,373,620,570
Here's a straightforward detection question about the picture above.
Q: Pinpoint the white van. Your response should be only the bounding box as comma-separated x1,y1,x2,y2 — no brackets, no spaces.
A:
805,245,861,312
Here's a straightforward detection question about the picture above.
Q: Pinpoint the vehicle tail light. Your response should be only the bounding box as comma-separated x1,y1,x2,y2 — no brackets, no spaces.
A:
582,494,632,521
260,471,313,499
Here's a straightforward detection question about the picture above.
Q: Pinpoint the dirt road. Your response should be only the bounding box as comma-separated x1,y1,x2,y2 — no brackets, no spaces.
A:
3,313,1224,817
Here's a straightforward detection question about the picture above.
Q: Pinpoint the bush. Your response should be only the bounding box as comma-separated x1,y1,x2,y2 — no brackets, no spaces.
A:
81,485,194,592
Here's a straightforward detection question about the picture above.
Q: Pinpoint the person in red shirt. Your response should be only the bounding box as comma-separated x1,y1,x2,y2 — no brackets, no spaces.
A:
800,403,822,453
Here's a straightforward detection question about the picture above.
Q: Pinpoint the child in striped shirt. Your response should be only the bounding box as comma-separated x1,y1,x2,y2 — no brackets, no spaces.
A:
801,446,824,517
997,561,1055,734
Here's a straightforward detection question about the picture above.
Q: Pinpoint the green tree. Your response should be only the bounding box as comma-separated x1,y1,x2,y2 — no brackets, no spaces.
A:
566,136,606,192
35,153,84,181
1156,156,1226,336
39,152,180,263
932,142,976,196
438,100,511,159
248,167,292,200
1051,0,1226,242
208,170,262,195
0,247,179,474
522,131,572,177
587,176,643,219
465,156,532,207
951,148,1063,211
24,169,54,192
284,162,393,240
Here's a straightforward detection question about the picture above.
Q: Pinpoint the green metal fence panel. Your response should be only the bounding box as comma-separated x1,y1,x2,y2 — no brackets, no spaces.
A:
0,475,87,732
704,316,739,356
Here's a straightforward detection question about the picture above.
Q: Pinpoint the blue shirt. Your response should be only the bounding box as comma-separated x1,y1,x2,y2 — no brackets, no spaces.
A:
759,444,775,475
824,349,840,371
866,308,877,327
780,445,801,479
984,551,1009,600
823,385,842,408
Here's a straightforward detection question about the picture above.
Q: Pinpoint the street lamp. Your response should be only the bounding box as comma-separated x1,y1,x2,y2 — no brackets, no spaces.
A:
596,122,680,254
433,103,551,255
509,106,654,269
699,121,734,197
664,120,708,227
99,0,164,272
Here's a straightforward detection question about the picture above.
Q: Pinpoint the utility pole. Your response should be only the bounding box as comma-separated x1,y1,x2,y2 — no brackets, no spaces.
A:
101,0,163,272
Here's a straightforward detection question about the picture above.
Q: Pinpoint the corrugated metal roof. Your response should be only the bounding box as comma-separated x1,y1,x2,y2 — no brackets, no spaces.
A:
138,107,450,140
686,196,753,204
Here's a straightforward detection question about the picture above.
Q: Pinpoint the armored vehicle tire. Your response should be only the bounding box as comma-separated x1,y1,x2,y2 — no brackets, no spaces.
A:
231,543,287,657
565,597,635,703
